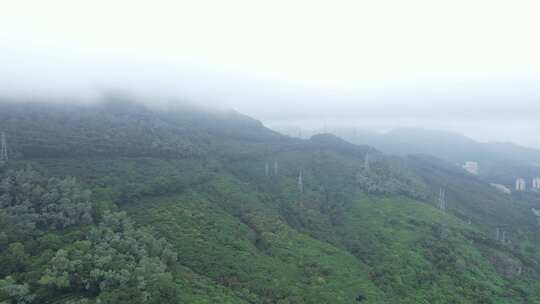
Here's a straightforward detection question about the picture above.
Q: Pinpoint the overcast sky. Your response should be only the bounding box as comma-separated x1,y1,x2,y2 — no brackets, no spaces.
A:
1,1,539,147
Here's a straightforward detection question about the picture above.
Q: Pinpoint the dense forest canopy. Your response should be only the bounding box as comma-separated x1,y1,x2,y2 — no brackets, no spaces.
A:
1,100,540,303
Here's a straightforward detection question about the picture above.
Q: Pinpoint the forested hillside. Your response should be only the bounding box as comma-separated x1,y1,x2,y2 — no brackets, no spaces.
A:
2,99,540,303
277,127,540,185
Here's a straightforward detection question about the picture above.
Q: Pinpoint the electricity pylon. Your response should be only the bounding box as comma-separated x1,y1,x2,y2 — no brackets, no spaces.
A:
0,132,7,166
298,170,304,193
438,188,446,211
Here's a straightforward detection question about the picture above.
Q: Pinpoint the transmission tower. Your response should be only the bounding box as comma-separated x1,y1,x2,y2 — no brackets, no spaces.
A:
501,230,507,244
265,162,269,177
298,170,304,193
438,188,446,211
364,153,370,171
274,160,278,176
494,227,510,244
0,132,7,166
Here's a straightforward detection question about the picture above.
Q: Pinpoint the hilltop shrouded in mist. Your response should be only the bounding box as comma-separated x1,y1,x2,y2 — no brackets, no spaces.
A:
1,1,540,147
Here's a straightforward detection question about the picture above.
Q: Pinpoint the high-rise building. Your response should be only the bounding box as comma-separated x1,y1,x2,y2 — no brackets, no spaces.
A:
516,178,526,191
532,208,540,226
532,177,540,189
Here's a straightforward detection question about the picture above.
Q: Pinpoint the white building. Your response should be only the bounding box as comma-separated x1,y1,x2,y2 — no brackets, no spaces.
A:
532,208,540,226
532,177,540,190
516,178,526,191
462,161,479,175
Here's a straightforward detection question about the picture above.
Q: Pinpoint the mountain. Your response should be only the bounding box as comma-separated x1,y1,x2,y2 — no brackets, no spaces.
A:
2,99,540,303
276,126,540,186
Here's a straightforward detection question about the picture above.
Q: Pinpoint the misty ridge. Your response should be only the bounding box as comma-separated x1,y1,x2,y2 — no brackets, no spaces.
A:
3,91,540,188
2,67,540,149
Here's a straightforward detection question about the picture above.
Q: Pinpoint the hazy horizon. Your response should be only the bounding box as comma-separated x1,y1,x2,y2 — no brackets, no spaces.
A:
1,1,539,147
